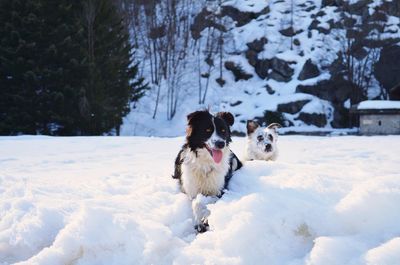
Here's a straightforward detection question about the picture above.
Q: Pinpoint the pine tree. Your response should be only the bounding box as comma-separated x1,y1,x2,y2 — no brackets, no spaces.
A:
0,1,86,135
81,0,147,135
36,1,87,135
0,0,146,135
0,0,44,134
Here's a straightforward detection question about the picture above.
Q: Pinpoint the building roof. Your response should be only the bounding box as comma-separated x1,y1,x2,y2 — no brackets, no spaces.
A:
358,100,400,110
354,100,400,114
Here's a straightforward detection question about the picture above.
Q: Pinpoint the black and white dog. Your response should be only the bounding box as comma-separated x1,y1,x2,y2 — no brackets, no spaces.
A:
245,120,281,161
173,110,242,232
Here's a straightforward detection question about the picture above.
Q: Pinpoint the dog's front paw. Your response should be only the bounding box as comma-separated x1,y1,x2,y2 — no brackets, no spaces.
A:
194,218,209,233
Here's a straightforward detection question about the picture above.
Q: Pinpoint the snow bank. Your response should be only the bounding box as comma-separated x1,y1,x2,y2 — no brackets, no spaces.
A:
1,135,399,265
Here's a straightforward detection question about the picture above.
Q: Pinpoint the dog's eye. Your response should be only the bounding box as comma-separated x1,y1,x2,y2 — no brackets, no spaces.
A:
257,135,264,141
221,129,226,133
268,134,273,141
206,128,212,133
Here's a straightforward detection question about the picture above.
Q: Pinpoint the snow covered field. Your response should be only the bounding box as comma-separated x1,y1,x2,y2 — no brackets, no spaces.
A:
1,135,399,265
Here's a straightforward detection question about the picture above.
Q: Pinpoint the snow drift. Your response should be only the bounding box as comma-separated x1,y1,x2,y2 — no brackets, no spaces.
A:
0,135,399,265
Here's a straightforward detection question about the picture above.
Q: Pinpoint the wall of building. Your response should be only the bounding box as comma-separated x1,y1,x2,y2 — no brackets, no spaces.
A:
360,114,400,135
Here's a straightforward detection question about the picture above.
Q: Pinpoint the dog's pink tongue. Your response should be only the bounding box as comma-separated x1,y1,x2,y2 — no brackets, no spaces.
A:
211,149,223,163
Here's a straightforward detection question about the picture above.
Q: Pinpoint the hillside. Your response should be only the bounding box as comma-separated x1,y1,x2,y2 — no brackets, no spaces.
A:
121,0,400,136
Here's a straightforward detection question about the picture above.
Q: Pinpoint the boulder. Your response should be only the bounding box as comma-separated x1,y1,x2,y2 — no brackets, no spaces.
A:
374,45,400,95
296,113,327,127
296,76,355,103
224,61,253,81
271,58,292,75
331,108,350,128
246,37,268,53
255,110,291,127
268,58,294,82
191,8,226,40
279,27,303,37
381,1,400,17
390,83,400,100
268,71,292,82
277,99,311,114
265,84,275,95
221,6,270,27
296,75,364,128
347,0,373,16
230,100,242,107
308,19,331,34
298,59,320,80
245,49,258,67
321,0,338,7
254,59,271,79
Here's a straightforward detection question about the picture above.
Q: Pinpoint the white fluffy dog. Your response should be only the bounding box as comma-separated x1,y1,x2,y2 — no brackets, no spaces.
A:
245,120,281,161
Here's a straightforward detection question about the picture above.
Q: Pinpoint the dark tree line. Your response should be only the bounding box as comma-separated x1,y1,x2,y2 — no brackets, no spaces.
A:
0,0,147,135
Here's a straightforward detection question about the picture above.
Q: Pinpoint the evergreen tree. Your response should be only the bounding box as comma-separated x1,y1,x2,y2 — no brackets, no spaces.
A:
36,1,87,135
0,0,43,134
0,0,146,135
81,0,147,135
0,1,86,135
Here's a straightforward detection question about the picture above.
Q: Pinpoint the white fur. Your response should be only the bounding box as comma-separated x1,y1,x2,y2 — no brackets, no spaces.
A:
192,194,218,224
180,116,235,229
245,127,279,161
181,146,231,199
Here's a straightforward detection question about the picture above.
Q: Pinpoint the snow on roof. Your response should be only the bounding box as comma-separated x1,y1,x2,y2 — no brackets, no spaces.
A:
358,100,400,110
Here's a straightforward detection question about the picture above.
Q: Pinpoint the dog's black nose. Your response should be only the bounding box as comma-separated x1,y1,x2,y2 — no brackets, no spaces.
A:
215,141,225,149
265,144,272,152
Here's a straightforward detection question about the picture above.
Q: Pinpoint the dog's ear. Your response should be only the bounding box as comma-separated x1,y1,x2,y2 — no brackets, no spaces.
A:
186,111,202,138
267,123,282,132
216,112,234,127
246,120,259,135
187,111,205,124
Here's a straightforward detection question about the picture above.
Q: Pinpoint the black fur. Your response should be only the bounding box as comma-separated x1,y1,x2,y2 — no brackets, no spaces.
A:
185,111,232,152
172,110,242,194
172,147,185,184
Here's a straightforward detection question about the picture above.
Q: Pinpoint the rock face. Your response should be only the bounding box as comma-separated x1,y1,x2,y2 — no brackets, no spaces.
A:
296,76,363,127
224,61,253,81
191,0,400,130
298,59,320,80
246,38,294,82
321,0,338,7
246,37,268,52
374,45,400,95
277,100,311,114
221,5,270,27
296,113,327,127
253,59,270,79
390,84,400,100
268,58,294,82
191,8,226,40
250,57,295,82
296,75,361,104
279,27,303,37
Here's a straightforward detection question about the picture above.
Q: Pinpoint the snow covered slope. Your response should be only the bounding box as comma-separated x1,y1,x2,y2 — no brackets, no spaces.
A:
1,136,400,265
121,0,400,136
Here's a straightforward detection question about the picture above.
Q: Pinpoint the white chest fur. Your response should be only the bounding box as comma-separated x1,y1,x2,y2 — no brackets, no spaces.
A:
181,147,230,199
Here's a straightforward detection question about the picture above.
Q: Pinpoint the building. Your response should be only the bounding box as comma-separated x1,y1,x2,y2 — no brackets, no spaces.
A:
355,100,400,135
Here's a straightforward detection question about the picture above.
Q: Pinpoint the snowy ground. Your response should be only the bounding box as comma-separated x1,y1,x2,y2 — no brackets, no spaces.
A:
1,135,399,265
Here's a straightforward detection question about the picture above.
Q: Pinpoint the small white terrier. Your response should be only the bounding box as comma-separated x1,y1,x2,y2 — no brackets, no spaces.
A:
245,120,281,161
